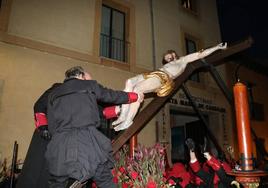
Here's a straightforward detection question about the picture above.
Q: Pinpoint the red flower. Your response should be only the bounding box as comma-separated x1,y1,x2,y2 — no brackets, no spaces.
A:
122,182,129,188
147,180,157,188
113,176,119,184
119,166,126,174
168,178,176,185
91,182,97,188
111,168,116,176
131,171,139,180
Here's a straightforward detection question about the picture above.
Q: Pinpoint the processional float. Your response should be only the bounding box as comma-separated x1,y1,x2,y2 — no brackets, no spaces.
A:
112,37,268,187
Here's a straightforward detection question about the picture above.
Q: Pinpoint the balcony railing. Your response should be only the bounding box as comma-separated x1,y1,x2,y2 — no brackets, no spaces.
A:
100,33,129,63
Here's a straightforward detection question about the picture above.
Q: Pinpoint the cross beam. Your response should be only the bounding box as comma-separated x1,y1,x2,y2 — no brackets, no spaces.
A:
112,37,253,154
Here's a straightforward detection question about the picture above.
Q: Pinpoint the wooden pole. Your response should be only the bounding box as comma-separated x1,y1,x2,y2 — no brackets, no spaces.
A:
10,141,18,188
129,135,137,158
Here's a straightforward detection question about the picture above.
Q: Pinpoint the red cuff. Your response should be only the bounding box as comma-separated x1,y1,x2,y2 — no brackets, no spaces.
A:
190,161,201,173
103,106,118,119
34,113,48,128
127,92,138,103
207,156,221,171
222,162,232,173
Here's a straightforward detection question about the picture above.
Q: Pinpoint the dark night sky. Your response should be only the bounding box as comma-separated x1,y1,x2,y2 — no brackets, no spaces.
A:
217,0,268,62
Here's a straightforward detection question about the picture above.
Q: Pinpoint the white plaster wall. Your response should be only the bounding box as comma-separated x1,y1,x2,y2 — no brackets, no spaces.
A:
133,0,154,70
8,0,96,54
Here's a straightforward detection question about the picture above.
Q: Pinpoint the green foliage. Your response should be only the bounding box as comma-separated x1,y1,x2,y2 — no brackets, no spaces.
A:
113,143,171,188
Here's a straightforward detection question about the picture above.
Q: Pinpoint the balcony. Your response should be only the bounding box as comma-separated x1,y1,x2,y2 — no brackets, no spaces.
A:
100,33,129,63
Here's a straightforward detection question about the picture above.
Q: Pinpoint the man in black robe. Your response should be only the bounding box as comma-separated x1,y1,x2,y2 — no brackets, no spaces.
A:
45,66,143,188
16,83,61,188
17,68,124,188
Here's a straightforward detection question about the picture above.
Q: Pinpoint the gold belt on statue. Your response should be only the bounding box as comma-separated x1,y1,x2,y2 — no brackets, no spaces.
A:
143,70,174,97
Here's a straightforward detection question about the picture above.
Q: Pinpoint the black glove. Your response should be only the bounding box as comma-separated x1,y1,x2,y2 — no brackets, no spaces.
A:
200,137,209,154
38,125,51,140
185,138,195,152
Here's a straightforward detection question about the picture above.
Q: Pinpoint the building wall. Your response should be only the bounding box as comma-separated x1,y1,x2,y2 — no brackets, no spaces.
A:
8,0,96,54
0,0,230,162
151,0,233,159
134,0,153,70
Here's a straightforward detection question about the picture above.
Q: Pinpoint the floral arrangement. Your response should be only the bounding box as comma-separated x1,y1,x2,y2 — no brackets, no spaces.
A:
113,143,172,188
0,158,7,183
0,157,23,185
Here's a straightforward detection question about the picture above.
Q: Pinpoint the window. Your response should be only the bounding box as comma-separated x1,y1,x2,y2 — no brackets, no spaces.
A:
185,37,200,82
100,5,128,62
181,0,197,13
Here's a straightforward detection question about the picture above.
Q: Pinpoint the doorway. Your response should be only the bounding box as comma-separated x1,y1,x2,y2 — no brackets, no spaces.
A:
170,110,209,163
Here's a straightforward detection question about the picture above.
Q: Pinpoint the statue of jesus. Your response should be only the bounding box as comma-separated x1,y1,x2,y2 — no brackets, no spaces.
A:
113,42,227,131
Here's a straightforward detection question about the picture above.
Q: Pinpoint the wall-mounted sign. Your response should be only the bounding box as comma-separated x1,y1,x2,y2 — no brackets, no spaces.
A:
169,93,226,113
